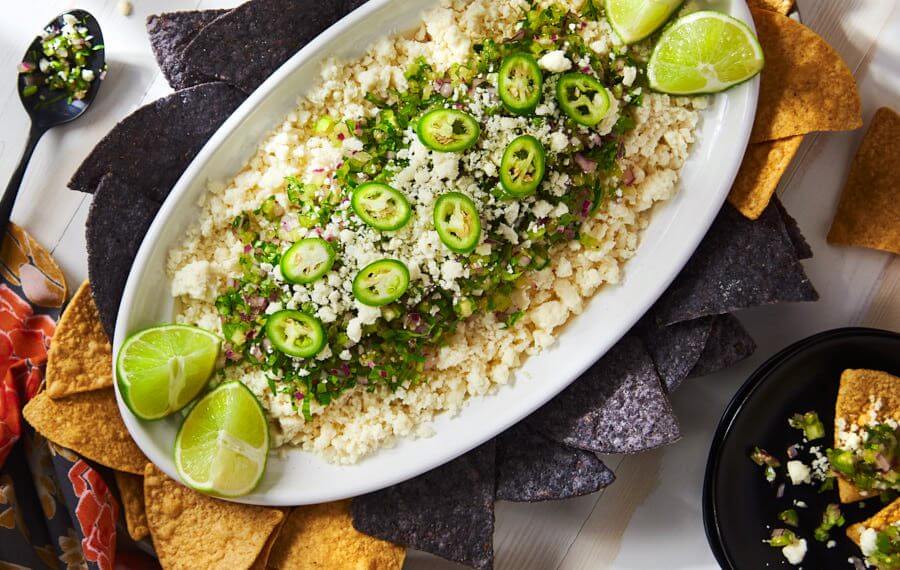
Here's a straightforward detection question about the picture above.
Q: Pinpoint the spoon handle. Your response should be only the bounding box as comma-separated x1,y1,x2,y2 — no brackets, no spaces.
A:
0,123,47,232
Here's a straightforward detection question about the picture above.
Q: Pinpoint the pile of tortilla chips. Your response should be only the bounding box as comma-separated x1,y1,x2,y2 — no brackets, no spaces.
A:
727,3,863,220
22,279,406,569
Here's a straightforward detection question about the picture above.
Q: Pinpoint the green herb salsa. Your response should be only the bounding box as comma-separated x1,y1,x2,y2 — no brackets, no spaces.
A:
213,2,646,419
829,422,900,497
18,13,104,104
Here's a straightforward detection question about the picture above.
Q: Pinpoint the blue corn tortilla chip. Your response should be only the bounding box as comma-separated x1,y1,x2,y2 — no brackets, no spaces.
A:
147,9,227,90
773,197,813,260
180,0,367,94
86,174,161,338
351,440,495,570
635,315,715,392
689,314,757,378
68,82,246,199
531,337,681,454
496,422,614,502
652,203,818,326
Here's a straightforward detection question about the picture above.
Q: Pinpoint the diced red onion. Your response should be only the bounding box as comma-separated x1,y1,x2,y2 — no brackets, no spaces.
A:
581,200,592,217
226,278,237,289
510,28,526,41
249,296,266,308
622,168,636,186
875,453,892,472
243,244,252,254
440,82,454,98
589,133,603,147
294,391,304,400
518,256,531,267
616,143,626,159
337,132,346,141
358,377,368,385
17,61,35,74
574,153,597,173
261,338,273,352
341,363,351,376
786,445,799,459
850,558,865,570
776,483,785,498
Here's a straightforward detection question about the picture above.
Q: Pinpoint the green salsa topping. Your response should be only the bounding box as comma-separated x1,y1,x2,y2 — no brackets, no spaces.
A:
789,411,825,441
828,422,900,494
213,2,646,415
18,13,104,103
868,525,900,569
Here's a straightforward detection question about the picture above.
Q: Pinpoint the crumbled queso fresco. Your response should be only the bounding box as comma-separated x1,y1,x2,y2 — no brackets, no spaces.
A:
167,0,706,464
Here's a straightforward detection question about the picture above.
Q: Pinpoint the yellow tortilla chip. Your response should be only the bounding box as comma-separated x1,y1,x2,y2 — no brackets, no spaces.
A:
728,135,803,219
827,107,900,255
143,464,285,570
749,9,862,143
747,0,793,14
835,369,900,503
114,471,149,541
22,390,147,475
250,514,287,570
268,500,406,569
848,497,900,544
46,281,113,398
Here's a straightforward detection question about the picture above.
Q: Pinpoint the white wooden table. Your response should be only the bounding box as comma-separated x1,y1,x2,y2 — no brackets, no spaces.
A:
1,1,897,568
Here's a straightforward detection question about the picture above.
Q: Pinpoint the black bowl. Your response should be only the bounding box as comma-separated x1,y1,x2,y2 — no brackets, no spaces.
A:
703,327,900,569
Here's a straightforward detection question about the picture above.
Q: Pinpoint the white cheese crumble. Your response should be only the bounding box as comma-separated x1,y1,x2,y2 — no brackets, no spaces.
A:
787,460,812,485
537,50,573,73
782,539,807,565
860,527,878,556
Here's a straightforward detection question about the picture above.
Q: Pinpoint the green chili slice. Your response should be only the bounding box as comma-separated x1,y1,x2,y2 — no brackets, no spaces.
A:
351,182,412,231
280,238,335,285
500,135,546,198
556,73,611,127
433,192,482,254
498,53,544,115
353,259,410,307
417,108,481,152
265,310,326,358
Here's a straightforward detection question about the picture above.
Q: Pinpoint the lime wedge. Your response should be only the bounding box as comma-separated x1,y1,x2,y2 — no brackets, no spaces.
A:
117,324,221,420
605,0,684,44
647,11,764,95
175,381,269,497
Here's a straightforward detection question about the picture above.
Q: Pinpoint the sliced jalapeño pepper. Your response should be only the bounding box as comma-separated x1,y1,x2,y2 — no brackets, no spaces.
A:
280,238,335,285
265,310,326,358
499,135,546,198
417,109,481,153
351,182,412,231
353,259,410,307
498,53,544,115
433,192,482,254
555,73,611,127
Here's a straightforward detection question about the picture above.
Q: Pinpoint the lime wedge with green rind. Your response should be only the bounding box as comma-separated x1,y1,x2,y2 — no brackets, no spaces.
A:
605,0,684,44
175,381,269,497
117,324,221,420
647,11,765,95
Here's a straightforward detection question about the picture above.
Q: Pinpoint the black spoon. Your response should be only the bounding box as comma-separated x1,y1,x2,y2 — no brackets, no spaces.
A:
1,9,106,230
